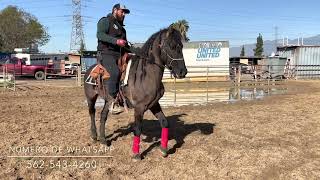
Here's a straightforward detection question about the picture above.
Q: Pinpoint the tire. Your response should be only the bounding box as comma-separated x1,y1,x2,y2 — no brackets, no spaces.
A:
34,71,45,80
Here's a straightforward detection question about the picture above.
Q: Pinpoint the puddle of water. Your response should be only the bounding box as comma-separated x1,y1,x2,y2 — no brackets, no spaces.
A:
86,86,288,107
160,87,288,107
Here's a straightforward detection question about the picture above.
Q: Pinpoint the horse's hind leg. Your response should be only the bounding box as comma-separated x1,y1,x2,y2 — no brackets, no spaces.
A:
87,94,98,141
98,101,109,145
149,102,169,157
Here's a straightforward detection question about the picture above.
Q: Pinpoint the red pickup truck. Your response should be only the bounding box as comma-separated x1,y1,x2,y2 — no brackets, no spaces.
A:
0,57,53,80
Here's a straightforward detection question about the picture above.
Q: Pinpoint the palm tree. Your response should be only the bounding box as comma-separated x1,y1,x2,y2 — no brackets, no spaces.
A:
170,19,190,42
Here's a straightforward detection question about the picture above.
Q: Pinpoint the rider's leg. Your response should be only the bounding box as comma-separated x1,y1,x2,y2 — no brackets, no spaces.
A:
100,53,123,114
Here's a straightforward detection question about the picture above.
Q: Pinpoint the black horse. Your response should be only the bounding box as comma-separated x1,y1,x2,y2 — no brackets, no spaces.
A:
84,26,187,160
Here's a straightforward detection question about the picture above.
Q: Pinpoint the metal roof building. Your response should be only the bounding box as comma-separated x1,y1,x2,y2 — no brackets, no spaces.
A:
277,45,320,78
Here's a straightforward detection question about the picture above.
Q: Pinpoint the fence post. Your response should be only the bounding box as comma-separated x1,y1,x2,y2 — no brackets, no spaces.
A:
206,67,209,102
77,66,81,86
4,65,7,90
233,67,237,85
294,65,298,80
13,67,16,91
44,67,47,83
253,66,257,82
237,66,241,86
268,65,271,86
174,77,176,106
2,66,5,91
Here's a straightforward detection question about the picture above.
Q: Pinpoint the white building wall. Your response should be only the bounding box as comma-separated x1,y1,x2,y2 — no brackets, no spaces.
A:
164,41,229,78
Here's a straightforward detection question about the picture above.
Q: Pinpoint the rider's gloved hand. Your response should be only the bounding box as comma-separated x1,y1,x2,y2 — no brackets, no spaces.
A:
116,39,127,47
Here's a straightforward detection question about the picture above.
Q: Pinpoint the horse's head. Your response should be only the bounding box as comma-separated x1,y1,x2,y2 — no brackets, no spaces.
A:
159,27,188,79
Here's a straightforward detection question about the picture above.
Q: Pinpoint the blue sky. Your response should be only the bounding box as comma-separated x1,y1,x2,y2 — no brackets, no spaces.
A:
1,0,320,53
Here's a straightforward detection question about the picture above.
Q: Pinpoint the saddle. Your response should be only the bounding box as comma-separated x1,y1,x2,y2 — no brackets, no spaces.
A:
90,64,110,80
85,52,134,113
85,64,110,85
118,52,132,82
116,52,134,112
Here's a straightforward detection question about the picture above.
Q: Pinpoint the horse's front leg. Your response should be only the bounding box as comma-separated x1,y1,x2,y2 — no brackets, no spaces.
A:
132,106,145,161
98,101,109,145
149,102,169,157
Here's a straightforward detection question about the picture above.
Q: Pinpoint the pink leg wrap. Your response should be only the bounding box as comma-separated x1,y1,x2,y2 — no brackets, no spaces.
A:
161,128,169,149
132,136,140,154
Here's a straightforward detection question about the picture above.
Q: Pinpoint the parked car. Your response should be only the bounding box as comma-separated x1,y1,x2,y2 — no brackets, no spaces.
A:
65,62,80,75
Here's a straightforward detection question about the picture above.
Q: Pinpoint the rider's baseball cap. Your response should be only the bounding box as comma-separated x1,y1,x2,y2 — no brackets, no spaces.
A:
113,3,130,14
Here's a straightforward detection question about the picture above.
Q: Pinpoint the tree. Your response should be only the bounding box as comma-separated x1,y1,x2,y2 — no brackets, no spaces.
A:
170,19,190,42
0,6,50,52
240,45,245,57
253,33,264,57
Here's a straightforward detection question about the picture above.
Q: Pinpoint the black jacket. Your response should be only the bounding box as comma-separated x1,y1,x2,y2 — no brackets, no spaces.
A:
97,13,128,54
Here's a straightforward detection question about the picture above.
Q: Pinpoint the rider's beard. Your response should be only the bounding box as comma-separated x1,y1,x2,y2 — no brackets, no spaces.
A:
115,14,124,24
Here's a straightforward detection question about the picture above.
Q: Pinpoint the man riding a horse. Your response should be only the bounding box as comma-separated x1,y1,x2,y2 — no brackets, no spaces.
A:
85,3,188,160
96,3,131,114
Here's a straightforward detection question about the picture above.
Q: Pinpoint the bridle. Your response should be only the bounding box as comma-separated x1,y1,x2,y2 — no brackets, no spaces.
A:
159,41,184,70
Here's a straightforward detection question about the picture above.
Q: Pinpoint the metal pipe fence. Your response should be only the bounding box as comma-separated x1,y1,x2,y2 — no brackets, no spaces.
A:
0,65,16,91
74,64,320,87
4,64,320,91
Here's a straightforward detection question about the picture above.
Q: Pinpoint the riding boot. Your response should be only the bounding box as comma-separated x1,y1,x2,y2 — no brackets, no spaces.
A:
109,98,123,115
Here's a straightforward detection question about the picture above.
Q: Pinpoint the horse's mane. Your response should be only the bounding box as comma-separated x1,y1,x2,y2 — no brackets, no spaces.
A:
128,28,169,82
141,29,165,55
132,28,169,63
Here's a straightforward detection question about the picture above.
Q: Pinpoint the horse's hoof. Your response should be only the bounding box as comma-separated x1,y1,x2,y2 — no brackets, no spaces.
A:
91,135,98,141
98,137,107,145
105,140,111,146
160,147,168,157
132,154,142,162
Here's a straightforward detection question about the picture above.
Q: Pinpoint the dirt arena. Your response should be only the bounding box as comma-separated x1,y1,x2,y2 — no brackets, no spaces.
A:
0,80,319,179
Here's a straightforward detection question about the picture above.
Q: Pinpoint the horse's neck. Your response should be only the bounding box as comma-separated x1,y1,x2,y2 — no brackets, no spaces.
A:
151,40,166,69
128,55,164,84
129,37,165,84
150,50,165,78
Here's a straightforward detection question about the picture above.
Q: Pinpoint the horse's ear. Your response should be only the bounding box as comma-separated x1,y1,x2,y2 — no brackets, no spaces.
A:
166,26,174,38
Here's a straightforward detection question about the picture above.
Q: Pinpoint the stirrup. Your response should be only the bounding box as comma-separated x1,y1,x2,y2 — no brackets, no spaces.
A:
120,81,127,87
85,75,97,85
109,101,123,114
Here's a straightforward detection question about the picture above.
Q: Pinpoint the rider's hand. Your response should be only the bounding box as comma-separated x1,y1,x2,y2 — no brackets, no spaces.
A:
116,39,127,47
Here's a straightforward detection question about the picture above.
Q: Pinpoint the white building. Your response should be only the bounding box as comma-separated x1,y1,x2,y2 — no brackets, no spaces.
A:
163,41,230,78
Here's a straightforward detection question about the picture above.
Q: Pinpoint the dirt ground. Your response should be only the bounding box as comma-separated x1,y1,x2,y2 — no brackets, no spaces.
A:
0,80,319,179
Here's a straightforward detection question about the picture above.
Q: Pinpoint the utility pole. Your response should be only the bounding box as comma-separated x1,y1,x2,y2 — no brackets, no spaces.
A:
70,0,86,52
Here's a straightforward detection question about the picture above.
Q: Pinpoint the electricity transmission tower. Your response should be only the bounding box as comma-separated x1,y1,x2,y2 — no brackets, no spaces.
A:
70,0,86,52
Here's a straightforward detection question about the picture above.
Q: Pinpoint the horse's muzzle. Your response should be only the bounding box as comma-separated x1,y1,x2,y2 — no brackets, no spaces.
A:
174,68,187,79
